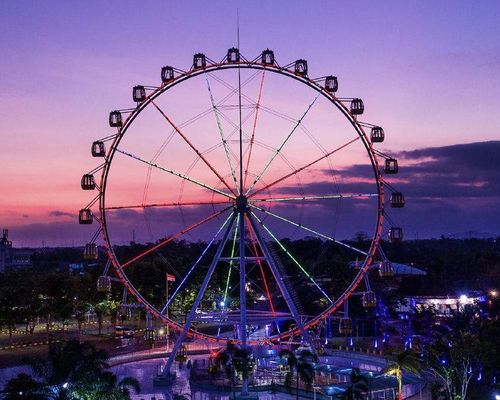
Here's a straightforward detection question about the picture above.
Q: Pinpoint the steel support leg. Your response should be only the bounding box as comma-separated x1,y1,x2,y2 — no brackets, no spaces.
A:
247,215,311,344
161,212,237,378
239,210,248,395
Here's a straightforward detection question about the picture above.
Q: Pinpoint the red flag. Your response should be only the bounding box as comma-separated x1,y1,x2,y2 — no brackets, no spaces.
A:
166,273,176,282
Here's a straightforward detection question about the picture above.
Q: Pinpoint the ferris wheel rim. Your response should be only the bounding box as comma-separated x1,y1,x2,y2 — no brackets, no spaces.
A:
96,58,385,344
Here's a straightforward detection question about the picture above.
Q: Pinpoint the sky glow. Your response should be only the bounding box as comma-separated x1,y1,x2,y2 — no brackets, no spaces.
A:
1,0,499,246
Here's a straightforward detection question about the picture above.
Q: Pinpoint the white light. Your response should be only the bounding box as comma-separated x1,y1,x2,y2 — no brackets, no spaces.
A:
62,382,68,388
494,394,500,400
459,294,468,304
219,301,225,307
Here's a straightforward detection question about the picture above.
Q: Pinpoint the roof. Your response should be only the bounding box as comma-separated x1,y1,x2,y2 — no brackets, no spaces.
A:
348,261,427,276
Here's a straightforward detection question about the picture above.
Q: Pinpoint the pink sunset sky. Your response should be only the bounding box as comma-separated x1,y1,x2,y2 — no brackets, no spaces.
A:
1,0,499,247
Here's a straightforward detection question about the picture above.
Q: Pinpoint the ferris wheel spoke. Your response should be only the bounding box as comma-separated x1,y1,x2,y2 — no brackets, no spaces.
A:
217,214,240,337
245,215,277,317
250,136,361,198
244,71,266,190
246,213,310,341
250,204,368,257
161,212,235,314
120,206,232,269
250,193,379,204
245,94,320,195
151,100,237,196
163,212,237,374
208,70,262,107
106,199,233,210
249,211,333,304
205,75,239,194
116,148,235,200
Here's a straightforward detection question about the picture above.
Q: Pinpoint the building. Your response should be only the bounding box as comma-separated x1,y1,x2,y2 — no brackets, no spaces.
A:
0,229,33,271
397,293,486,316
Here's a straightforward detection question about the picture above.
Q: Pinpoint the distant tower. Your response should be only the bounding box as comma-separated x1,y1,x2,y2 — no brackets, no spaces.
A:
0,228,33,271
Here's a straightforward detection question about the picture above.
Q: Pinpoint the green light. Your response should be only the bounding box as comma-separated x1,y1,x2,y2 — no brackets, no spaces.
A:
250,211,333,304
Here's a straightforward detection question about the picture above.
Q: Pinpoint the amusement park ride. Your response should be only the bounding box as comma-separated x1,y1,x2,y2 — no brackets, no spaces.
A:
79,48,404,389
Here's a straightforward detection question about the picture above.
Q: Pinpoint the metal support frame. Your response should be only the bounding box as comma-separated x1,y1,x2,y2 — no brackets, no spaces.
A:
162,212,237,377
247,215,311,344
239,210,249,395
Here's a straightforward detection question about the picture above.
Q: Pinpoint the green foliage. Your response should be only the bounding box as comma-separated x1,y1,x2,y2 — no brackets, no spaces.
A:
3,341,140,400
3,373,49,400
279,348,317,392
232,346,255,380
340,368,369,400
382,350,422,400
424,305,500,400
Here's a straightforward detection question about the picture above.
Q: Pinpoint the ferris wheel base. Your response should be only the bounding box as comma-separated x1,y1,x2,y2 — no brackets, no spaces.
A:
153,372,176,386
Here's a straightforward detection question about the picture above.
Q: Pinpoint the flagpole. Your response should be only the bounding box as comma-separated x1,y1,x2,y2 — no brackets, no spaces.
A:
166,275,169,348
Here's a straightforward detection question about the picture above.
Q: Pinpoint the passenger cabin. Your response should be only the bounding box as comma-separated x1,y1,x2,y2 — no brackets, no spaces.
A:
339,317,353,335
81,174,96,190
389,227,404,243
350,98,364,115
109,111,123,128
379,261,395,277
227,47,240,63
325,76,338,93
78,209,93,225
390,192,405,208
97,276,111,292
133,85,146,103
362,291,377,308
161,66,174,83
385,158,399,174
193,53,206,70
371,126,384,143
261,49,275,65
294,59,308,77
91,141,106,157
83,243,98,260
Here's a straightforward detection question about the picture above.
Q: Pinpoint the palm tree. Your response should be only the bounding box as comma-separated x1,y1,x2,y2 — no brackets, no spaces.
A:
341,368,368,400
279,348,317,400
232,346,255,395
381,350,422,400
28,340,109,390
3,373,49,400
18,340,140,400
72,371,140,399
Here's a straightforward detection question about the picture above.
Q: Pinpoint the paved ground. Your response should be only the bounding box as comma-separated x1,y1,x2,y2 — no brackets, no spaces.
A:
112,355,302,400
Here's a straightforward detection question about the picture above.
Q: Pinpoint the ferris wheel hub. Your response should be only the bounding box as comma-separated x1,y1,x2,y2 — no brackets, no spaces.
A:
235,194,249,211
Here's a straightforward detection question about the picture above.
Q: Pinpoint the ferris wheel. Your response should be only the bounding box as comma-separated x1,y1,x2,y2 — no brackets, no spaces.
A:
79,48,404,356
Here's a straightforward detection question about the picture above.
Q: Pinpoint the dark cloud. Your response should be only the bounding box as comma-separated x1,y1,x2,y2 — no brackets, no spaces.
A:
393,141,500,198
49,210,75,218
303,141,500,199
269,141,500,238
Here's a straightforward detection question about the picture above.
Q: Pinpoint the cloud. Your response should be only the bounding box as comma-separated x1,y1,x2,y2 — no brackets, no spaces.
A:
7,142,500,245
49,210,75,218
263,141,500,238
393,141,500,198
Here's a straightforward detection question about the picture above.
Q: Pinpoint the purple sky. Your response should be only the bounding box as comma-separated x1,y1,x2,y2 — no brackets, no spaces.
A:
1,1,499,247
